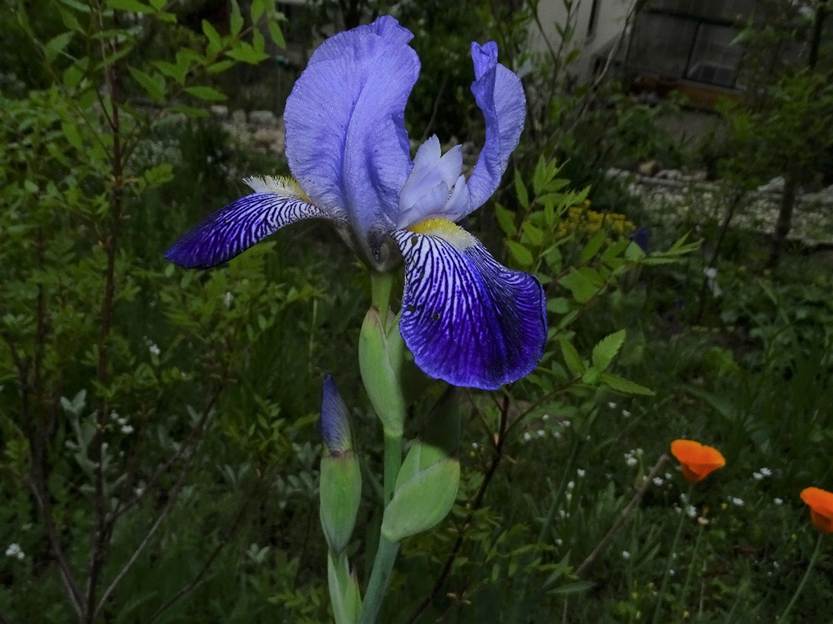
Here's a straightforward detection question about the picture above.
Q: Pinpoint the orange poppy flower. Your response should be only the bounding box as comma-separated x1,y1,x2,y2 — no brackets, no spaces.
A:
670,439,726,483
800,487,833,534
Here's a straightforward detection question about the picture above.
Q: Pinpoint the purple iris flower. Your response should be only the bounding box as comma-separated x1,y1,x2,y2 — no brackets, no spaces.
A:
166,16,546,390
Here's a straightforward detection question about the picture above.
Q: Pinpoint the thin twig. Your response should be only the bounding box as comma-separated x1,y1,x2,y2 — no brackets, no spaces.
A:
92,396,221,618
576,453,669,576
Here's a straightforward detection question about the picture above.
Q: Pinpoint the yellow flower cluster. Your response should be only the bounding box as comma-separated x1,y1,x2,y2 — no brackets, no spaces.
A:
556,203,635,239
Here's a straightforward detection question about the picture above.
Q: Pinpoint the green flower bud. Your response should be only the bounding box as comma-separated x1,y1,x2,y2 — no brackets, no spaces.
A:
358,308,406,438
319,376,361,555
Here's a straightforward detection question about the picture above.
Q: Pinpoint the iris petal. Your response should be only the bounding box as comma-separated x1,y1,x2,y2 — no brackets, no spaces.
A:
165,192,324,269
392,220,546,390
466,41,526,214
284,16,420,253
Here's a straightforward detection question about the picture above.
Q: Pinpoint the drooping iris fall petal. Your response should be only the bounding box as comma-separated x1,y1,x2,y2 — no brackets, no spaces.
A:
670,439,726,483
165,178,323,268
392,219,546,390
800,487,833,534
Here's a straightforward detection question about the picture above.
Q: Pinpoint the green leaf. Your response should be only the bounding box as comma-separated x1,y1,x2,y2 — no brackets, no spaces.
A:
558,338,585,376
142,163,174,188
268,20,286,48
45,32,74,62
107,0,152,12
505,240,533,267
522,222,544,247
250,0,265,22
600,372,654,396
206,60,235,74
579,229,607,263
514,170,529,209
592,329,626,372
495,203,516,236
549,580,596,595
128,66,165,102
202,19,222,55
230,0,243,35
559,267,604,304
61,122,83,150
153,60,187,85
226,42,269,64
185,86,227,102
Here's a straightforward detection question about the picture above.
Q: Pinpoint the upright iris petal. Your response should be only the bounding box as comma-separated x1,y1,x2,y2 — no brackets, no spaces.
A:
465,42,526,214
284,16,420,266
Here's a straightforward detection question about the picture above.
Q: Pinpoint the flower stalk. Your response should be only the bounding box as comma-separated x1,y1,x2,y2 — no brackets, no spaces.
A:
779,533,823,621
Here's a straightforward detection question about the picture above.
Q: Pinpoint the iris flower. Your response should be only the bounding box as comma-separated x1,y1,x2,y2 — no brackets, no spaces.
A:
670,439,726,483
166,16,546,390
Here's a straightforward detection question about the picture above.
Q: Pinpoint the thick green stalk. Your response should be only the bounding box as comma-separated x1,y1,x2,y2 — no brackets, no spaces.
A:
359,434,402,624
370,271,393,326
358,271,404,624
779,533,823,622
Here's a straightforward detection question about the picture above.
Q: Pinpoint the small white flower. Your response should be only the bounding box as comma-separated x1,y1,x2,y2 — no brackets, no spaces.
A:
541,413,550,421
607,401,617,409
664,472,672,480
555,538,563,546
753,472,763,480
562,420,571,428
567,480,575,490
148,343,161,357
223,291,234,308
109,411,120,421
680,492,689,503
537,429,546,438
760,467,772,477
621,550,631,560
471,442,479,449
669,568,676,576
774,497,783,506
5,543,24,560
686,505,697,518
558,509,567,519
652,477,664,487
552,431,562,440
730,497,744,507
626,456,638,467
121,424,134,435
635,448,643,456
703,267,717,279
622,409,632,418
523,432,532,442
576,468,586,478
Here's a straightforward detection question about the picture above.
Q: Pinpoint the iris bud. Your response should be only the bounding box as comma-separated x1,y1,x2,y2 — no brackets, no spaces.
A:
327,552,362,624
358,308,407,438
319,376,362,555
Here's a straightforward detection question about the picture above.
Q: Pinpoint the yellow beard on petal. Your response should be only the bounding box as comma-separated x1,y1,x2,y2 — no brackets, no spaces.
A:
243,175,311,203
408,217,476,249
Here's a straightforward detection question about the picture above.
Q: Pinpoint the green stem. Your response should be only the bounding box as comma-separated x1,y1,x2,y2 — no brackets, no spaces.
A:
370,271,394,327
779,533,823,622
359,434,402,624
651,484,693,624
382,433,402,503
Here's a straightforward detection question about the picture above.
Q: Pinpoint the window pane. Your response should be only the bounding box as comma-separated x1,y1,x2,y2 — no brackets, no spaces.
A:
628,13,697,78
685,24,742,87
